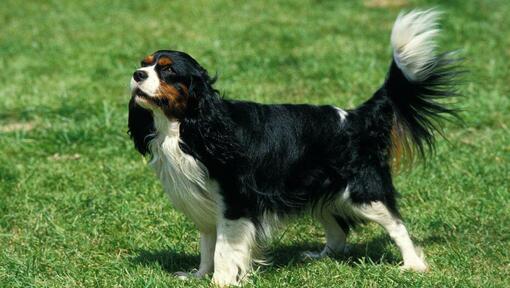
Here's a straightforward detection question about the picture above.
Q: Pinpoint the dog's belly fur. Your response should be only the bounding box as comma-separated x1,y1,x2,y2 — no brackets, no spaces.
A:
149,113,218,232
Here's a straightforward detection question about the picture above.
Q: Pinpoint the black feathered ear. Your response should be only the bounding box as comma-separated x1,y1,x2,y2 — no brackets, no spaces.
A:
185,67,219,108
180,76,247,170
128,97,155,156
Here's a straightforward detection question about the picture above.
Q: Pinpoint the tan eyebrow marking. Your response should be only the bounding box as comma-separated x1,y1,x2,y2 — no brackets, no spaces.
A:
143,54,154,64
158,57,172,66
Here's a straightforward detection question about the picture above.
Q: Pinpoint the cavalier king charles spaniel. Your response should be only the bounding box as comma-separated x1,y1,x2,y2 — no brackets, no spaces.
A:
128,10,460,286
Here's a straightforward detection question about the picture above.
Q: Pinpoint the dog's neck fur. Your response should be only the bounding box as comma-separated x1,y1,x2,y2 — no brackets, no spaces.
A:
148,110,218,232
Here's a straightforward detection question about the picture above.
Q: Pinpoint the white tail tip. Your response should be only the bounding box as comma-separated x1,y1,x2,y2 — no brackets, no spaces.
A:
391,9,441,82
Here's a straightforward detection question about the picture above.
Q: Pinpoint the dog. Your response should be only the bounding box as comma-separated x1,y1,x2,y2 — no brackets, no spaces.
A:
128,10,460,286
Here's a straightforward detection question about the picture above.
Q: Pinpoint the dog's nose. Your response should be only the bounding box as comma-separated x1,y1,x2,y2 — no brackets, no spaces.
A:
133,70,148,82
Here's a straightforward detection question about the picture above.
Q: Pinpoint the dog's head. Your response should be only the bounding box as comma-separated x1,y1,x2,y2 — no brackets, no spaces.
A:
130,50,214,119
128,50,216,155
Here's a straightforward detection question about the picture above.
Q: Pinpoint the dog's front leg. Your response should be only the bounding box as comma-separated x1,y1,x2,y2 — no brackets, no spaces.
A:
212,217,256,287
175,231,216,279
197,231,216,276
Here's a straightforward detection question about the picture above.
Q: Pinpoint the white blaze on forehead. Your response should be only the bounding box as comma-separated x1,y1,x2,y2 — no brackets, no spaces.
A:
130,64,160,96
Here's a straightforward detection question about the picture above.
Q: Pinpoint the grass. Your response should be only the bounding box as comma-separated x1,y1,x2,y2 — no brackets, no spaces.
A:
1,0,509,287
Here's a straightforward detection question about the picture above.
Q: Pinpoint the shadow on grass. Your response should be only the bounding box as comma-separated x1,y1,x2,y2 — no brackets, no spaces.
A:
269,235,400,268
132,250,199,273
131,233,433,273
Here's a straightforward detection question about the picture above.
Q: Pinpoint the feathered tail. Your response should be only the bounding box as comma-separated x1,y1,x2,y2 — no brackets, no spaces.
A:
382,9,462,168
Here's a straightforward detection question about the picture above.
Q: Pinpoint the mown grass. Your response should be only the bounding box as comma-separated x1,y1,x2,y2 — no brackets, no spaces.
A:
1,0,509,287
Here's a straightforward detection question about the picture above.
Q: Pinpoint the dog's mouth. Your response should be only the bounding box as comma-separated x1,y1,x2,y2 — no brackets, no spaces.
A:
132,87,151,99
132,88,157,109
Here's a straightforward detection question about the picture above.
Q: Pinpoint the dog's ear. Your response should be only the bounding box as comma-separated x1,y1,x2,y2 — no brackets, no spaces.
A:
186,68,217,107
181,76,247,169
128,97,155,156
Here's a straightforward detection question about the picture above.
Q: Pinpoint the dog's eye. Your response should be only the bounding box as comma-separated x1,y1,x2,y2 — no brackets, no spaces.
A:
163,65,176,74
167,65,176,74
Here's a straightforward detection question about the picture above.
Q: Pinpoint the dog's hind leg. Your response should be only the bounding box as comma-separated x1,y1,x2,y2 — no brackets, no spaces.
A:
302,212,349,259
353,201,428,272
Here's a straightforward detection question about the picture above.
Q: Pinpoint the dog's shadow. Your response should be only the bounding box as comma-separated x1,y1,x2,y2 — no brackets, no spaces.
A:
131,233,439,273
270,235,399,268
132,249,199,273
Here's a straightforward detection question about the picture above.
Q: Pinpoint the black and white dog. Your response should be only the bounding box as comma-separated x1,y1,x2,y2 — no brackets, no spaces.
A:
128,10,459,286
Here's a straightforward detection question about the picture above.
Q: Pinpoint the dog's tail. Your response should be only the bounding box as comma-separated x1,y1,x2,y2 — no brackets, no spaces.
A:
364,10,462,169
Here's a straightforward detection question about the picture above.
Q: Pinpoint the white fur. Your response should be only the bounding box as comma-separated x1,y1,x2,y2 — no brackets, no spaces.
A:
197,232,216,276
352,202,428,272
148,111,218,232
175,231,217,280
130,64,160,96
302,212,348,259
332,186,359,225
305,188,427,272
303,186,352,259
335,107,348,122
391,9,441,82
213,216,257,287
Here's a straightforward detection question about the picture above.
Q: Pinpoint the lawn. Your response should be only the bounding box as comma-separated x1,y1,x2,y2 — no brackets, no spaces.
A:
1,0,509,287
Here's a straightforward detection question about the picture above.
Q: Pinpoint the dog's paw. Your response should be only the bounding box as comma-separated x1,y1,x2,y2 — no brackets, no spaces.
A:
175,271,193,280
400,262,429,273
212,271,240,287
174,269,208,280
301,250,324,260
400,247,429,273
301,245,350,260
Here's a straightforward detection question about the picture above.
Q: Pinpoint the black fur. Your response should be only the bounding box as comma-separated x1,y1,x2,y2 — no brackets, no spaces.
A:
128,49,459,224
384,54,462,157
128,97,154,155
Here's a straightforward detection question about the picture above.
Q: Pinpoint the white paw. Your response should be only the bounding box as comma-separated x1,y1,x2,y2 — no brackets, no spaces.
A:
301,250,324,260
174,269,208,280
212,274,240,287
400,261,429,273
302,245,350,260
401,246,429,272
174,271,192,280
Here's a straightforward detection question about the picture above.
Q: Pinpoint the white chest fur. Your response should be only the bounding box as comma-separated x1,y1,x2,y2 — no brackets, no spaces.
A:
148,112,218,232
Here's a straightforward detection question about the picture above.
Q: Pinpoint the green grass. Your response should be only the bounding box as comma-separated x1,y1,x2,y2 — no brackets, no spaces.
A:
1,0,509,287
